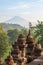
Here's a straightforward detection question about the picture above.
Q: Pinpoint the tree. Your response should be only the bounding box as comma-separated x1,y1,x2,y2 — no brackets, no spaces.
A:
8,28,28,44
8,29,19,44
0,25,12,63
20,28,28,37
31,21,43,47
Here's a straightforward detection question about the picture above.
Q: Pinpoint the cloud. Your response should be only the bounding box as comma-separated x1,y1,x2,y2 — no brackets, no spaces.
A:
32,0,43,2
7,3,31,16
0,16,13,22
7,3,31,18
37,0,43,2
8,3,31,10
8,7,17,10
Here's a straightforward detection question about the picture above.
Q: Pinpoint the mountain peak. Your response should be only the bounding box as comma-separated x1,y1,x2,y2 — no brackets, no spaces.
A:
4,16,28,28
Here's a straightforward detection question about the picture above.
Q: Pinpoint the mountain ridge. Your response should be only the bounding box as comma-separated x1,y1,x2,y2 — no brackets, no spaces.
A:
0,23,23,30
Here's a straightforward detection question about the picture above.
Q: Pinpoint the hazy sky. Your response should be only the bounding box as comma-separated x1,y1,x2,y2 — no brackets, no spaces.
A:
0,0,43,27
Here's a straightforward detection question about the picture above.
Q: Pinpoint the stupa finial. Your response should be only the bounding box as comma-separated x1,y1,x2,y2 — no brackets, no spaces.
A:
28,29,31,35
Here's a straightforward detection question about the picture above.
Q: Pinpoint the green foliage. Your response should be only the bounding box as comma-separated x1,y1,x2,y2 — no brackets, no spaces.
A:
8,28,28,44
0,24,3,30
8,29,19,44
0,23,23,30
20,28,28,37
31,21,43,47
0,25,12,60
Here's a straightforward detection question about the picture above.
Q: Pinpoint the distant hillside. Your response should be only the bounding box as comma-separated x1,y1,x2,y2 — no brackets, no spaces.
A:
0,23,23,30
